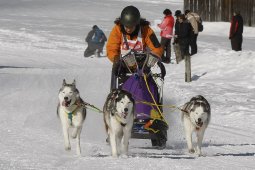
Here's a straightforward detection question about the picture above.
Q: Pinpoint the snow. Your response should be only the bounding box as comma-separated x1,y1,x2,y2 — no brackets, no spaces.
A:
0,0,255,169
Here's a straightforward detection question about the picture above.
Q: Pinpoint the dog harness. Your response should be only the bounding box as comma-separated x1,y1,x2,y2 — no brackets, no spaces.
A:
65,105,79,126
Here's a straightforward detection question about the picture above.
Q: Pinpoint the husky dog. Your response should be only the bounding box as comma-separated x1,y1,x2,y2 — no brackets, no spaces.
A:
57,79,86,155
182,95,211,156
103,89,135,157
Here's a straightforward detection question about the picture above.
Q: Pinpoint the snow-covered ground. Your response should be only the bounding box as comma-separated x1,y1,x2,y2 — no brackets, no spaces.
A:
0,0,254,169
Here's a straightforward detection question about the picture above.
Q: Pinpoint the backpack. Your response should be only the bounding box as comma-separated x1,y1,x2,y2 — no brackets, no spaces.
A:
190,13,203,32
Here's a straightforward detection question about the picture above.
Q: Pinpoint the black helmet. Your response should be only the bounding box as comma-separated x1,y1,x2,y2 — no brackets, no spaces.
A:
120,6,140,27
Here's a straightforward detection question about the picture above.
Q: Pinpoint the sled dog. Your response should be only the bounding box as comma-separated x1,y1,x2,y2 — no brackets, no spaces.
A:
182,95,211,156
57,79,86,155
103,89,135,157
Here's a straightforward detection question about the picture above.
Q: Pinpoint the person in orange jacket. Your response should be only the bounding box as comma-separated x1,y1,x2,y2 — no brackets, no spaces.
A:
106,6,167,148
106,5,163,63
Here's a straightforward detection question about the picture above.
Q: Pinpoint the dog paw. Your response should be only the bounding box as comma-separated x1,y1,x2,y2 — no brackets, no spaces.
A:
76,150,81,156
196,151,203,157
65,146,71,151
119,154,128,158
188,149,195,154
111,153,118,158
197,153,203,157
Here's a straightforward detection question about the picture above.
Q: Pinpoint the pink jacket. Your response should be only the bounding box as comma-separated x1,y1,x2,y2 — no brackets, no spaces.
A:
158,15,174,39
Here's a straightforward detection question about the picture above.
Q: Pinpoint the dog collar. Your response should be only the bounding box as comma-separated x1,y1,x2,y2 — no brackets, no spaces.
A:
114,112,127,127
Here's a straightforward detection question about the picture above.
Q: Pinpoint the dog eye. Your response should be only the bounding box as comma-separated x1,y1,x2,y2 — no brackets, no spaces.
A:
62,92,65,94
69,92,73,94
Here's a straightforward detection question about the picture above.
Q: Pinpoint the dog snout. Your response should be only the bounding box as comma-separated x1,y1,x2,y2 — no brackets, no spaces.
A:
64,97,68,101
124,108,128,112
198,118,201,122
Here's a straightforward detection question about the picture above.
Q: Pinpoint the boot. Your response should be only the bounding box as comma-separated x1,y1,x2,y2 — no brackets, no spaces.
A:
162,56,170,64
94,49,101,57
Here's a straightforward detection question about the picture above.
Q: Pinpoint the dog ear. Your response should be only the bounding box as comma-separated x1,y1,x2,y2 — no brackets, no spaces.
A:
112,89,118,96
188,101,195,112
75,89,80,98
62,79,66,86
72,79,76,87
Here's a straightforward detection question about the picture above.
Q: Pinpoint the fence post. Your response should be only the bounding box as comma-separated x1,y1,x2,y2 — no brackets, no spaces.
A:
185,55,191,82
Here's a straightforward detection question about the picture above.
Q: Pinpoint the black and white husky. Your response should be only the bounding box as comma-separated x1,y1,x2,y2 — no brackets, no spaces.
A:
182,95,211,156
103,89,135,157
57,79,86,155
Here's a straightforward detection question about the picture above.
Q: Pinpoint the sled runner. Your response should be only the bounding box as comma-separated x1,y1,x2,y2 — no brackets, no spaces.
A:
110,51,168,148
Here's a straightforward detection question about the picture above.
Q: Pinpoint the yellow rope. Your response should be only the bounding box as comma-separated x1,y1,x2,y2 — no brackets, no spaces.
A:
136,100,184,113
136,101,176,108
143,74,168,126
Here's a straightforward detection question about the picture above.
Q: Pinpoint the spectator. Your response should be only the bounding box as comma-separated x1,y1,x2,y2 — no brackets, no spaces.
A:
175,14,191,59
174,10,182,37
84,25,107,57
185,9,201,55
229,10,243,51
157,9,174,64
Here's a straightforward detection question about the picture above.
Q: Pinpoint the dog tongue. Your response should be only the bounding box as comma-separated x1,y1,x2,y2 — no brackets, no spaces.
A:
123,112,128,119
198,122,203,127
62,101,69,107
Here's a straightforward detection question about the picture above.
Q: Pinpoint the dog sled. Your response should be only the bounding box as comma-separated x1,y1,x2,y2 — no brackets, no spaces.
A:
110,50,168,148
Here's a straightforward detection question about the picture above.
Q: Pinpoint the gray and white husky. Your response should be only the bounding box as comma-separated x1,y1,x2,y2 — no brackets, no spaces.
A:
103,89,135,157
182,95,211,156
57,79,86,155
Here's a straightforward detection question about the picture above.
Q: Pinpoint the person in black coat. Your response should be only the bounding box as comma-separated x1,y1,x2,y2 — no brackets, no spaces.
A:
175,14,191,59
229,11,243,51
174,10,181,38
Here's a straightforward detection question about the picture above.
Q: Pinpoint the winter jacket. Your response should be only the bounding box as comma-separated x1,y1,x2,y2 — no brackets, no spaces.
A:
92,28,107,43
176,20,191,56
174,20,180,39
229,14,243,39
158,15,175,39
106,19,163,62
85,30,95,43
177,20,191,39
186,12,200,34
